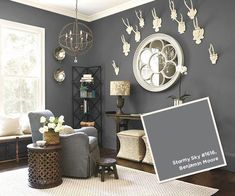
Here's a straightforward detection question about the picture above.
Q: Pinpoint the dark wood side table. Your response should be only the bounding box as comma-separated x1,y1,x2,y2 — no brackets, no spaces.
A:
95,158,118,182
106,112,141,150
27,143,62,189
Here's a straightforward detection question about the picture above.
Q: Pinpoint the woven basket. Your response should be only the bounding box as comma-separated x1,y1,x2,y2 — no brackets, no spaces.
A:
43,131,60,145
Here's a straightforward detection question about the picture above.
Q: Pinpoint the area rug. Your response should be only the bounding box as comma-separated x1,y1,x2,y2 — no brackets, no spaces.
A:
0,165,218,196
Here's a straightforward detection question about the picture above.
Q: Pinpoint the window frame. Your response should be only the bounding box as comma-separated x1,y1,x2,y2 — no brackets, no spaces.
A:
0,19,45,115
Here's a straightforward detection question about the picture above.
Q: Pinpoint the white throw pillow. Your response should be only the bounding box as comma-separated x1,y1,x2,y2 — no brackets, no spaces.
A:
0,116,22,136
59,125,75,135
19,115,31,134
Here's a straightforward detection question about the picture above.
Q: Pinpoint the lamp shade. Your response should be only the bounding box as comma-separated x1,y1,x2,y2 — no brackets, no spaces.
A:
110,81,130,96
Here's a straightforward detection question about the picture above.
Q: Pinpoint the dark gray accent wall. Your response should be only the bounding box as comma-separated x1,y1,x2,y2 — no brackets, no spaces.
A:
88,0,235,169
0,0,89,126
2,0,235,170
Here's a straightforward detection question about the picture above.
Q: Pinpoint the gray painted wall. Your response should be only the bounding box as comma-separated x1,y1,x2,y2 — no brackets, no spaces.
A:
1,0,235,169
0,0,89,125
88,0,235,169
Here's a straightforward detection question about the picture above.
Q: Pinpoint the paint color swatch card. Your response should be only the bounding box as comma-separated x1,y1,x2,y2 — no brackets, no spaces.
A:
141,97,226,183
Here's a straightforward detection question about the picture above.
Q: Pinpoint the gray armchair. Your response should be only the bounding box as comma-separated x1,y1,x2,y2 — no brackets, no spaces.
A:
28,110,100,178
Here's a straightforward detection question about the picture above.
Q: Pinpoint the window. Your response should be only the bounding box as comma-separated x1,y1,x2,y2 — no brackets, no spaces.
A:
0,19,45,116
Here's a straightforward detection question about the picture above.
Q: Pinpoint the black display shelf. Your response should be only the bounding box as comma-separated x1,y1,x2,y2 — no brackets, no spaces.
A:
72,66,102,146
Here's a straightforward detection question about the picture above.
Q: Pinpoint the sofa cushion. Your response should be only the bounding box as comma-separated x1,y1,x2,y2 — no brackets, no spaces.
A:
0,116,22,137
89,136,98,152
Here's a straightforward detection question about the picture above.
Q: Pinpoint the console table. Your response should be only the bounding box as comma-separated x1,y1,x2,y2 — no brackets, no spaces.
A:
27,144,62,189
106,112,141,150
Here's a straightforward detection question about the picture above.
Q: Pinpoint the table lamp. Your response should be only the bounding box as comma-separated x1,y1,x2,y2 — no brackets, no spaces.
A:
110,81,130,114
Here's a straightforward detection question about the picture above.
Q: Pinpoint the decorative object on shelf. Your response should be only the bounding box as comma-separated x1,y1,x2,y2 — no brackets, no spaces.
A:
121,35,130,56
112,60,120,76
58,0,93,63
80,74,95,98
122,18,133,35
135,10,145,28
208,44,218,64
132,25,141,42
39,115,65,145
175,14,186,34
133,33,187,92
72,66,102,146
54,68,66,83
184,0,197,20
80,121,95,127
169,0,177,20
193,17,204,44
80,74,94,83
151,8,162,32
110,81,130,114
54,47,66,61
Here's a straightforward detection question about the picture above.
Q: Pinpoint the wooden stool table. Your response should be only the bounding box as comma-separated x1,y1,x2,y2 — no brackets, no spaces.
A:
95,158,119,182
27,143,62,189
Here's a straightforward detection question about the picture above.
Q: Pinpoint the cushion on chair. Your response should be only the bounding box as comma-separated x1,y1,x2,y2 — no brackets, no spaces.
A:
60,125,75,135
89,136,98,152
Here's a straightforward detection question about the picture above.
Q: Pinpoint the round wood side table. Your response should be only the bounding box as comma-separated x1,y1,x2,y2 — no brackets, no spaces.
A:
27,143,62,189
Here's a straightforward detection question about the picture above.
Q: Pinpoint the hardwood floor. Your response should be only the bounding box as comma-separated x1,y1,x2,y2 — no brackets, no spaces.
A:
0,149,234,196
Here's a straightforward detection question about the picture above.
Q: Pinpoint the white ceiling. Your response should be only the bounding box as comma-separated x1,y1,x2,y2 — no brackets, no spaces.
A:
11,0,154,22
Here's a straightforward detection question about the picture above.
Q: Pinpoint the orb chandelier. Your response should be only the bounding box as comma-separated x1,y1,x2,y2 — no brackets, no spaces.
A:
58,0,93,63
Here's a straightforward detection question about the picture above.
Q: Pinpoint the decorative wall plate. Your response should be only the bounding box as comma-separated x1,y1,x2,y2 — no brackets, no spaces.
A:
54,47,66,61
133,33,185,92
54,68,66,83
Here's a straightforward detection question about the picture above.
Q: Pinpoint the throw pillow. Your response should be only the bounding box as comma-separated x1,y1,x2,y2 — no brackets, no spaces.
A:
0,116,22,136
59,125,75,135
19,115,31,134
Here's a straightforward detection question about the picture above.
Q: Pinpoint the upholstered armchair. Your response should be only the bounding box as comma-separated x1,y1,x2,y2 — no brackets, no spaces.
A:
28,110,100,178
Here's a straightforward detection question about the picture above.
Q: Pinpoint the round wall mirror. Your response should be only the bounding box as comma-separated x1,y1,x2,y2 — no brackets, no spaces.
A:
54,68,66,83
133,33,185,92
54,47,66,61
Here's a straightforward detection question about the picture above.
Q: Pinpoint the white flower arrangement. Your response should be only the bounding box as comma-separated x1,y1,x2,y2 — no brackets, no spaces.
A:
39,115,65,133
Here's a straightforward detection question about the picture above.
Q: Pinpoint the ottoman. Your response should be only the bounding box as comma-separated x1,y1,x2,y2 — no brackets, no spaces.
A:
117,130,145,162
142,135,154,165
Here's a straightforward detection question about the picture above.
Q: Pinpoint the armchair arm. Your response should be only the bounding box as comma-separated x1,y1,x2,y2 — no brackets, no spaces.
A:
60,132,90,178
74,127,98,137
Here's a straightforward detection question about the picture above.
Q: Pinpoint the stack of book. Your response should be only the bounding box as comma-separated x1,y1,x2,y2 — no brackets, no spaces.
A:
80,74,94,83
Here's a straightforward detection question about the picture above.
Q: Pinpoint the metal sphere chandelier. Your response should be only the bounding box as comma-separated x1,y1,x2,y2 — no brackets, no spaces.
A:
58,0,93,63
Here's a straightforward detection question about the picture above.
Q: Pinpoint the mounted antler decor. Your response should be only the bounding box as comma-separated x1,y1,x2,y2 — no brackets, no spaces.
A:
135,10,145,28
112,60,120,76
151,8,162,32
175,14,186,34
169,0,177,20
122,18,133,35
121,35,130,56
184,0,197,20
208,44,218,64
132,25,141,42
193,17,204,44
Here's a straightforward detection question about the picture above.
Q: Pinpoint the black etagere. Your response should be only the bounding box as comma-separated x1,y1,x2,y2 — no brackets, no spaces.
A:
72,66,102,146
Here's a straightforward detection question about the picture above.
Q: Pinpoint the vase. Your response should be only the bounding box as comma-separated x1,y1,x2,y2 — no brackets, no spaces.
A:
43,131,60,145
173,99,183,106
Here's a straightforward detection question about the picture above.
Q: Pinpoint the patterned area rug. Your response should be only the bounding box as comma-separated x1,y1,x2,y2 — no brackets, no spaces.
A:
0,165,218,196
